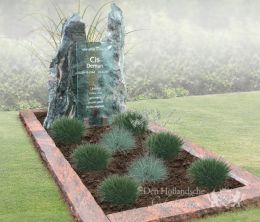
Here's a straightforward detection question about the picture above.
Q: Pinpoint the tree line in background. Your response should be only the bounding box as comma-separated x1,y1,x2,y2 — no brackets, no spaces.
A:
1,33,260,111
1,0,260,110
126,23,260,100
126,43,260,100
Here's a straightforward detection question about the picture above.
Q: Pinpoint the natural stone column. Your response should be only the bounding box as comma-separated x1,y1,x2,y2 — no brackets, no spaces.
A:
43,15,87,129
102,3,126,114
44,4,126,128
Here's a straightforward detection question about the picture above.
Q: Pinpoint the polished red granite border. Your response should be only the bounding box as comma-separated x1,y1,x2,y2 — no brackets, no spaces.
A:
19,109,109,222
20,109,260,222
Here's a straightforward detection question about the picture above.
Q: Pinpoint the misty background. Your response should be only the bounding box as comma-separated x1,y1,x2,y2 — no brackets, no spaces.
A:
1,0,260,110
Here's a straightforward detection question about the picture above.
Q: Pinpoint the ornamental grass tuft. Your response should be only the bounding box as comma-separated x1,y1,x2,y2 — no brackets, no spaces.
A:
188,158,230,190
128,155,168,184
98,175,139,205
145,132,183,160
49,117,85,145
112,111,148,136
71,144,111,172
101,127,135,153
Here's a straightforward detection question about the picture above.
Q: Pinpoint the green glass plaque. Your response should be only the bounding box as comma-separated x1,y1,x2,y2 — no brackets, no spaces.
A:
75,41,113,126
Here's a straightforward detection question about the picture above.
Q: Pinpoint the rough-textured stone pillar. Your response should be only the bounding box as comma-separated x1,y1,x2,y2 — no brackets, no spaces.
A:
102,3,126,114
43,15,87,129
44,4,126,128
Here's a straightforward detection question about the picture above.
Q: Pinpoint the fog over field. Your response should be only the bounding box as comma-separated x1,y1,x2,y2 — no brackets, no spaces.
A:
1,0,260,109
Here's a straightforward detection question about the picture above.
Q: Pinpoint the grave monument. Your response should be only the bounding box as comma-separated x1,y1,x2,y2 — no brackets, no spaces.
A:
43,3,126,128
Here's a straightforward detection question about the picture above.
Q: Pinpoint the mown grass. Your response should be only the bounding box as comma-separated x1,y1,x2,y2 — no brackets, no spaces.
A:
129,91,260,222
0,112,72,222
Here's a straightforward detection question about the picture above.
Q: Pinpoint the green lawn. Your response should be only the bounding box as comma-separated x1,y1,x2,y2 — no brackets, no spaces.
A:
129,91,260,222
0,91,259,221
0,112,72,222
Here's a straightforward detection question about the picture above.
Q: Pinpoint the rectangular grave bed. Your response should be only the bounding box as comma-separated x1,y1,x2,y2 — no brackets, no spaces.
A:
20,109,260,222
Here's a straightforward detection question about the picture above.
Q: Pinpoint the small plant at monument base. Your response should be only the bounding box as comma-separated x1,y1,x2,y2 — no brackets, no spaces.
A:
188,158,231,190
145,132,183,160
101,127,135,153
49,117,85,145
112,111,148,136
128,155,168,184
71,144,111,172
98,175,139,206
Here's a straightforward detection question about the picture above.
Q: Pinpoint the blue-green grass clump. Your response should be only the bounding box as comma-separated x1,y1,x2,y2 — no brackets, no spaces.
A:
49,117,85,145
188,158,230,190
128,155,168,184
98,175,139,205
71,144,111,172
145,132,183,160
101,127,135,153
112,111,148,136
